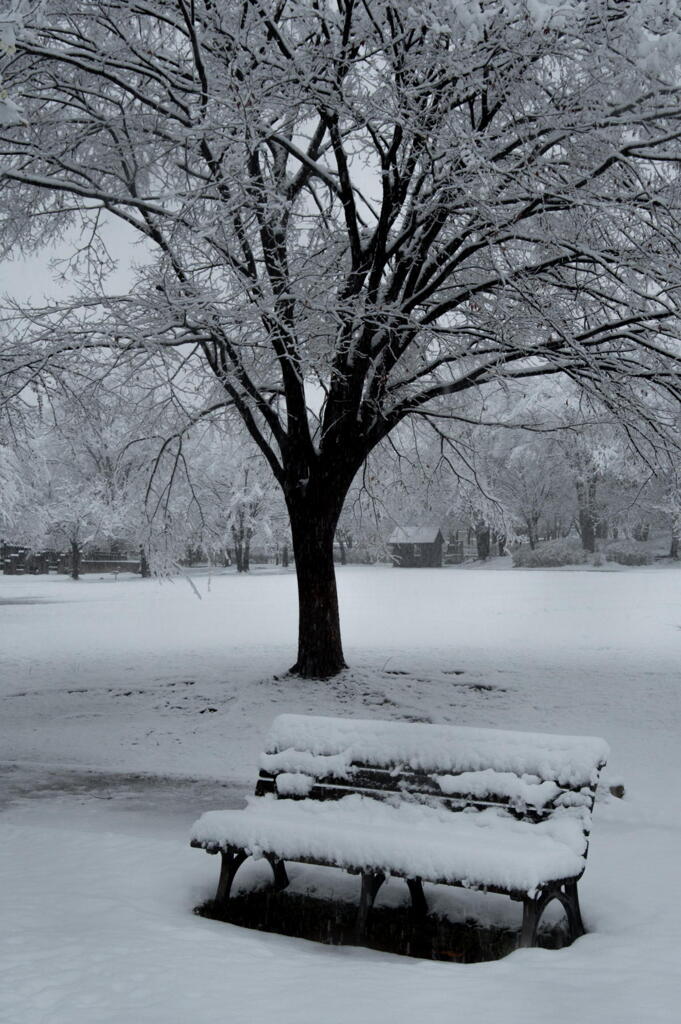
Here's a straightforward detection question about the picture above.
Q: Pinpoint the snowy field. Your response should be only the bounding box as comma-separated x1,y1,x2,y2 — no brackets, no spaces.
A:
1,562,680,1023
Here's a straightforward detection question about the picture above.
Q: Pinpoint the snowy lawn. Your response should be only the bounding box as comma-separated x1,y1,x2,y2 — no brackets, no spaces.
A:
1,563,680,1023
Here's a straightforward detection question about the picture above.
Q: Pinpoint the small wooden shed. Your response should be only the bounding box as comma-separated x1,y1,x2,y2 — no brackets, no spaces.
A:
388,526,445,568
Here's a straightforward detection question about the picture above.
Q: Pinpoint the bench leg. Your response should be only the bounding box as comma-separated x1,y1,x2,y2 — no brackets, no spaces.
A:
519,894,543,948
355,871,385,943
519,882,586,948
264,854,290,892
215,848,248,907
520,888,557,948
407,877,428,918
562,881,586,942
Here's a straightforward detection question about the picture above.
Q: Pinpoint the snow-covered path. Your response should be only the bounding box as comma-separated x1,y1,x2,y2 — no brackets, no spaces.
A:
1,564,680,1023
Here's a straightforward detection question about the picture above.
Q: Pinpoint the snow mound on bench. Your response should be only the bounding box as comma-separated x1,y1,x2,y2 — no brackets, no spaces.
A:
263,715,609,787
435,770,561,809
191,794,587,894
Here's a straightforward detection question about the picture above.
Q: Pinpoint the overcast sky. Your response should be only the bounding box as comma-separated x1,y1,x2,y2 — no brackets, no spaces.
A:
2,215,144,303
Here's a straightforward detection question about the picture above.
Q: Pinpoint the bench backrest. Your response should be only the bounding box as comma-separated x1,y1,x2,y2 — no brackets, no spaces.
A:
255,714,609,825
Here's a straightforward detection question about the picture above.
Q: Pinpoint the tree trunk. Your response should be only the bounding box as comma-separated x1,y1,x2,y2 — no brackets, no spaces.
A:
70,540,80,580
576,478,597,553
475,522,491,560
633,521,649,542
231,523,245,572
525,514,539,550
288,496,346,678
578,507,596,553
524,520,536,552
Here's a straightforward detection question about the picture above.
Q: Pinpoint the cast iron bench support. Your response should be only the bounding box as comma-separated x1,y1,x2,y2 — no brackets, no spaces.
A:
518,881,586,948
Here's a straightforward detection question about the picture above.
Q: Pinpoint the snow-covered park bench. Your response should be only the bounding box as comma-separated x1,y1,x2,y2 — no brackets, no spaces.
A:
191,714,608,949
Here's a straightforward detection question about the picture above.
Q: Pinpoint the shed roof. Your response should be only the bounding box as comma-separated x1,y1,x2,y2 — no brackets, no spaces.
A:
388,526,443,545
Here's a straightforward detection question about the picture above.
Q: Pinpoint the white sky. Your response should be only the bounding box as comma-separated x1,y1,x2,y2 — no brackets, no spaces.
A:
1,215,144,303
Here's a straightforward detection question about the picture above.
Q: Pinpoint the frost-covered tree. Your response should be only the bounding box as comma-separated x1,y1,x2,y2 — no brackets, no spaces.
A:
3,1,681,674
40,473,115,579
226,468,264,572
608,440,681,556
0,395,47,544
487,438,567,548
0,3,25,127
150,422,289,570
28,410,138,577
479,386,589,548
1,380,161,573
0,440,23,532
657,472,681,559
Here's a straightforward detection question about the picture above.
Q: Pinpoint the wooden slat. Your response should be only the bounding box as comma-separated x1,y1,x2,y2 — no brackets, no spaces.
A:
256,763,598,822
261,758,599,794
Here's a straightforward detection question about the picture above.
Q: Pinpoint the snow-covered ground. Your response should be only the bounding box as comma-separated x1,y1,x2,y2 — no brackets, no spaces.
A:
1,563,680,1023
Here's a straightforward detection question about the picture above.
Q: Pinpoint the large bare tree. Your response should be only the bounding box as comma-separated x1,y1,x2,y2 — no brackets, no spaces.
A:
2,0,681,676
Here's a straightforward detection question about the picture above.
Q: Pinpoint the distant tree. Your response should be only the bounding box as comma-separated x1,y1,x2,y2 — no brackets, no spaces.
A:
479,408,573,549
30,423,127,577
165,426,288,571
335,524,351,566
633,463,681,560
42,482,110,579
3,1,681,674
0,441,23,534
668,488,681,560
660,467,681,559
226,469,260,573
1,381,159,574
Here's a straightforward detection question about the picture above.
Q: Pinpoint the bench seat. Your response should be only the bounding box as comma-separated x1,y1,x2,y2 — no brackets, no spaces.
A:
192,792,587,894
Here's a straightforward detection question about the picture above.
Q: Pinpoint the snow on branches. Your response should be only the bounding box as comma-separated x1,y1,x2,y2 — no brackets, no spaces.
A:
3,0,681,672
